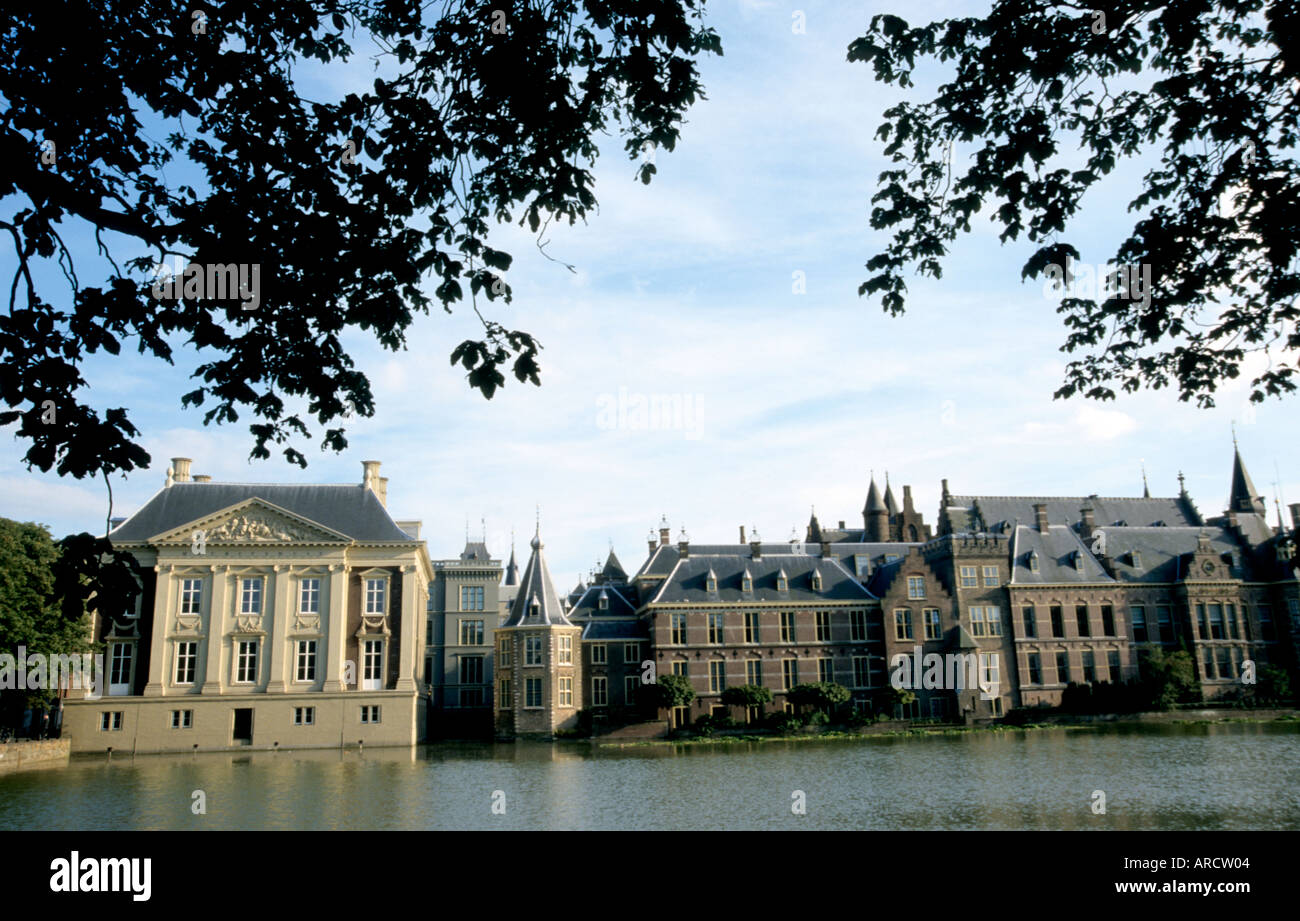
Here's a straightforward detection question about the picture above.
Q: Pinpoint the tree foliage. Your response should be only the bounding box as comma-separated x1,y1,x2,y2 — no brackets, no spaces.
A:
0,0,721,479
720,683,773,707
1137,646,1201,708
852,1,1300,407
645,672,696,710
786,681,851,712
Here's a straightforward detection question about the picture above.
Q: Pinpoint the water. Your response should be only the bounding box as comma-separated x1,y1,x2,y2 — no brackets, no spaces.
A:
3,721,1298,830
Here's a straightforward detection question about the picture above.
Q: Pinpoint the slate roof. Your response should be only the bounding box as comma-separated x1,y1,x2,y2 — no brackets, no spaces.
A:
648,552,873,604
504,547,519,586
460,541,493,562
1098,526,1258,583
949,495,1201,533
1010,525,1114,584
597,549,628,584
567,583,638,619
1229,446,1268,516
501,531,571,627
581,621,647,641
864,477,887,515
109,483,414,543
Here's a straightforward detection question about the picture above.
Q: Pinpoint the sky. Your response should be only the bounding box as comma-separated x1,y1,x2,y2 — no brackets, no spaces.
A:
3,0,1297,590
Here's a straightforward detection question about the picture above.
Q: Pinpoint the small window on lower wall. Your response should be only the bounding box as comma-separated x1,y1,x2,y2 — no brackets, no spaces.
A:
293,707,315,726
360,705,381,724
170,709,193,729
100,712,123,731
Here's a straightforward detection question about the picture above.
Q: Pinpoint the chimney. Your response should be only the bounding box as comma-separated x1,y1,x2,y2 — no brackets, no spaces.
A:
659,524,671,546
739,525,746,544
903,484,915,514
362,460,381,489
838,520,845,530
820,541,833,558
1033,503,1049,534
941,478,950,501
171,457,192,483
1080,505,1095,541
678,533,690,559
377,476,389,507
192,474,211,483
648,529,658,555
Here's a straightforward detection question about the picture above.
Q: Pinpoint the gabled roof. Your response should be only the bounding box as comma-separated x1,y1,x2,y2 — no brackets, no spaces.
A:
501,530,571,627
109,483,414,544
1010,525,1113,584
1098,525,1259,583
649,553,872,604
598,548,628,584
567,583,637,620
949,495,1200,533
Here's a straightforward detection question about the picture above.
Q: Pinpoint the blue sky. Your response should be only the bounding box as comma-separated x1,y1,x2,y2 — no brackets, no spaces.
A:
3,0,1296,589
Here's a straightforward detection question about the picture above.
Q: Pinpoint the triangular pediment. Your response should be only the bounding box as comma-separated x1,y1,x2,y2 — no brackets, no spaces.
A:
149,497,352,545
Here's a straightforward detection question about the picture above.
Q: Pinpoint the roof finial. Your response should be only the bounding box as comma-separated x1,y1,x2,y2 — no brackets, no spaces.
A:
1178,470,1187,495
481,517,486,543
1141,461,1150,499
1232,420,1238,448
465,516,469,543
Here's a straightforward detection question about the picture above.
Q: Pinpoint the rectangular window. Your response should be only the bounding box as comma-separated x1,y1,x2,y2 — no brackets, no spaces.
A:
525,677,543,708
848,610,865,642
745,659,762,685
499,678,512,708
295,640,317,683
558,676,573,707
1196,604,1209,640
959,566,978,588
782,659,797,691
1216,646,1233,680
1131,606,1148,642
109,642,133,693
971,606,987,637
710,660,726,693
299,578,320,614
1081,650,1096,683
907,576,926,599
671,613,687,645
1157,606,1175,643
360,705,381,724
365,578,386,615
293,706,314,726
1050,605,1065,638
853,656,871,688
1202,647,1216,680
894,608,913,640
558,635,573,665
815,611,831,641
1055,651,1070,685
1075,604,1090,637
708,613,723,644
460,655,484,685
362,638,384,690
235,640,258,684
1022,606,1037,639
591,676,607,707
498,636,512,667
586,643,607,666
1107,650,1121,682
240,577,263,615
459,619,485,645
426,619,435,645
174,641,197,685
1259,604,1275,642
982,565,999,587
460,585,485,611
1209,604,1226,640
525,634,543,666
745,611,760,643
980,653,1000,687
923,609,941,640
462,687,484,707
100,712,124,731
1101,604,1115,637
625,675,639,705
180,578,203,615
1226,603,1239,640
623,642,640,662
817,658,833,683
170,709,193,729
1027,653,1042,685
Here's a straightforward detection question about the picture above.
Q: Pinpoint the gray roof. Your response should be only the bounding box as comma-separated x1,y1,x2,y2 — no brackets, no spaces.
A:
502,532,571,627
1097,525,1258,583
649,552,872,604
581,621,648,641
504,547,519,585
597,549,628,584
460,541,492,562
1229,447,1268,516
950,495,1201,533
864,477,887,515
109,483,413,543
567,583,637,619
1010,525,1114,584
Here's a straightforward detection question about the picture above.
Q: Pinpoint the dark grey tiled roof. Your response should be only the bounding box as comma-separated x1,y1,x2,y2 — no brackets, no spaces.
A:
1097,526,1258,583
952,495,1200,531
502,534,571,627
598,549,628,584
567,584,637,619
648,553,872,604
461,541,492,562
581,621,648,641
109,483,414,543
1010,525,1113,584
633,544,680,579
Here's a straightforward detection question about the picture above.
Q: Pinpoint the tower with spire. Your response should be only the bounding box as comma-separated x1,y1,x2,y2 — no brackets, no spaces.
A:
863,473,889,541
494,524,583,738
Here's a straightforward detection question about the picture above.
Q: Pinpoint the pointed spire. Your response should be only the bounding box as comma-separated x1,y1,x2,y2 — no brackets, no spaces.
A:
884,472,899,516
1229,442,1267,515
503,519,570,627
504,528,519,586
1141,462,1151,499
599,547,627,584
863,473,887,515
1178,471,1187,496
807,506,824,543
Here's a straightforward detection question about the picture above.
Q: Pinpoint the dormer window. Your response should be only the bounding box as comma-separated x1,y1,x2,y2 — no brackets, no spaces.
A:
776,569,788,592
811,568,823,592
1130,550,1143,570
598,591,609,610
1028,550,1040,573
741,569,753,593
706,568,718,593
1073,551,1085,573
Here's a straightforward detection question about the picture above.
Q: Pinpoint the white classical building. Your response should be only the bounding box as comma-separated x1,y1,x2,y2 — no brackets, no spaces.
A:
61,458,432,753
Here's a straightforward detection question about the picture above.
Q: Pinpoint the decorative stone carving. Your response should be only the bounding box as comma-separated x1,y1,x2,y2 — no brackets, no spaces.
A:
232,614,264,634
174,613,203,635
293,612,321,632
355,615,390,637
207,514,316,544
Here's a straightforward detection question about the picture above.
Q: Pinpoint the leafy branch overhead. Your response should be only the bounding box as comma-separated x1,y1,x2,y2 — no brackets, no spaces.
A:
852,1,1300,407
0,0,721,476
